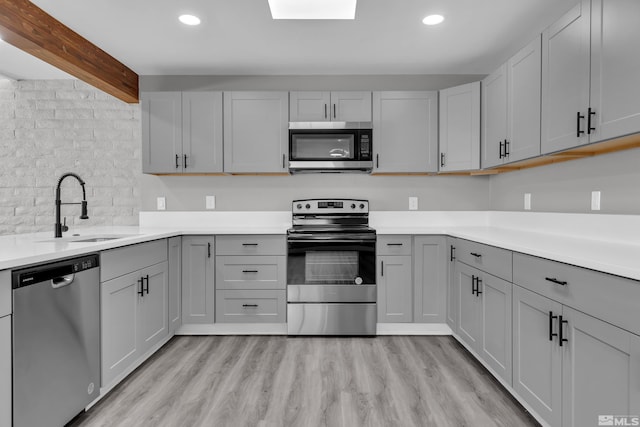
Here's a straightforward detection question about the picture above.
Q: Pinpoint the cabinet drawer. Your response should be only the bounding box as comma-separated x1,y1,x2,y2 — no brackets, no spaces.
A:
377,235,412,256
101,239,168,282
215,290,286,323
0,270,9,317
513,252,640,336
215,256,286,290
216,235,286,256
456,239,512,281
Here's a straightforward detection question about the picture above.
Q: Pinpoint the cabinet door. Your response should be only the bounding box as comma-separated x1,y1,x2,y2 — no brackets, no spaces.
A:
446,239,457,332
372,91,438,173
512,285,563,427
482,64,508,169
0,315,10,427
480,273,512,385
507,35,541,163
223,91,289,173
141,92,182,173
182,236,215,324
562,306,640,427
413,236,446,323
182,92,223,173
168,236,182,335
330,91,372,122
377,255,413,323
289,91,331,121
101,270,141,386
138,262,168,354
439,82,480,172
541,0,591,154
456,262,482,351
590,0,640,143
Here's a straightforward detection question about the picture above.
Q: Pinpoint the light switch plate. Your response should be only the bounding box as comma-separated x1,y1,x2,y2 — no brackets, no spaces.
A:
591,191,601,211
524,193,531,210
206,195,216,210
157,197,166,211
409,197,418,211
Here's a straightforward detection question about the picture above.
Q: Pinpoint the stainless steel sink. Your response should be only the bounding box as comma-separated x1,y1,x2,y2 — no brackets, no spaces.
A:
38,234,137,243
72,237,122,243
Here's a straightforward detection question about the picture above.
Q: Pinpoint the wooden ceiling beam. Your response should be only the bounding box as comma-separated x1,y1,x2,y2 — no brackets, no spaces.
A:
0,0,138,103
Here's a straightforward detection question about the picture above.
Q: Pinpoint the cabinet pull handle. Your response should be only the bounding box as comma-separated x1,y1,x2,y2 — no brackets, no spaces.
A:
207,242,211,258
499,140,504,159
242,243,259,246
576,112,585,137
242,304,258,308
376,154,379,168
386,243,403,246
333,104,336,119
144,275,150,295
470,252,482,258
381,260,384,277
504,140,510,157
324,104,327,119
545,277,567,286
558,315,569,346
475,278,483,296
440,153,445,168
184,154,188,169
282,154,286,169
549,311,558,341
242,270,258,273
175,154,179,169
471,275,477,295
587,108,596,134
450,245,455,262
137,278,144,297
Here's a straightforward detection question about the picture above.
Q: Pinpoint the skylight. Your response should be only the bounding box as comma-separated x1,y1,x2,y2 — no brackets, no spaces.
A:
268,0,357,20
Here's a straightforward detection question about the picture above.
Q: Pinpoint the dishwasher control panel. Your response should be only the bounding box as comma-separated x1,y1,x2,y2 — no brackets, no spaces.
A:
12,254,100,289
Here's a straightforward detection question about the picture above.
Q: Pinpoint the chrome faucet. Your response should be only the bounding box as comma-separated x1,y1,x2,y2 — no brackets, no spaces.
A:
55,173,89,238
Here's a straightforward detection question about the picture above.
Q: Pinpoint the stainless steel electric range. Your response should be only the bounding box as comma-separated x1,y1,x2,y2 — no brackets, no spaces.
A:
286,199,376,336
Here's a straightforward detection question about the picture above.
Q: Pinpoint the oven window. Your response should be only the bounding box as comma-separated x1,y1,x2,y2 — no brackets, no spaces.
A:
290,134,355,160
305,251,358,282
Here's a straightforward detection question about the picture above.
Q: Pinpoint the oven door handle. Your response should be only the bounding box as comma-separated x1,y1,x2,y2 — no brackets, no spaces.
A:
287,238,376,244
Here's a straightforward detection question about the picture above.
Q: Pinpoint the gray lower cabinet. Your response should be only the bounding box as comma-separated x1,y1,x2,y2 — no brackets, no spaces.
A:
456,261,512,385
168,236,182,335
182,236,215,324
101,261,168,387
0,315,10,427
377,255,413,323
446,238,458,333
413,236,446,323
438,81,481,172
372,91,438,173
215,290,286,323
223,91,289,173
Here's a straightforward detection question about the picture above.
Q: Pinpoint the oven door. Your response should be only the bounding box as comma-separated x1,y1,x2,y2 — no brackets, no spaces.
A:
286,236,376,303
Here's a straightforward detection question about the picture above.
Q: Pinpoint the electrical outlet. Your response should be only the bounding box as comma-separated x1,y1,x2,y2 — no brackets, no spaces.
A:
591,191,601,211
524,193,531,211
409,197,418,211
157,197,166,210
206,195,216,210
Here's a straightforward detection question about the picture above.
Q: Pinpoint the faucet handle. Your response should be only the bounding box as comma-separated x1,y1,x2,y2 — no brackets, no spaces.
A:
61,217,69,233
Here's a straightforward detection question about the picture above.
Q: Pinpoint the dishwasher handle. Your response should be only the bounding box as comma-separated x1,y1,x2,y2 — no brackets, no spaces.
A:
51,274,75,289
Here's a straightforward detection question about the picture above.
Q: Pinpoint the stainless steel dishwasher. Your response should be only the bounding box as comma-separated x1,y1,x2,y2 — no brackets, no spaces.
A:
12,254,100,427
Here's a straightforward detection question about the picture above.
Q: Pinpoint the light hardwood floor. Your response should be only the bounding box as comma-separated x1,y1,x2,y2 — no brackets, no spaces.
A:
70,336,539,427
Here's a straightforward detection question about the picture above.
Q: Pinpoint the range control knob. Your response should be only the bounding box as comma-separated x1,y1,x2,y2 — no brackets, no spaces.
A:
351,203,356,209
305,204,311,209
296,203,302,210
359,203,365,209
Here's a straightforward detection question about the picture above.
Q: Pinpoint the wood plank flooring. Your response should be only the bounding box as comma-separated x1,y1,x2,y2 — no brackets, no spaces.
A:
70,336,539,427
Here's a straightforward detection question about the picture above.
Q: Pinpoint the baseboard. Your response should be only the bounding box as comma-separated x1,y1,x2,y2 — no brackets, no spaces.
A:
376,323,452,335
177,323,288,335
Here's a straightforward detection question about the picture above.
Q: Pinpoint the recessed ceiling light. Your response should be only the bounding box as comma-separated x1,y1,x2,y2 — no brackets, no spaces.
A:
422,14,444,26
268,0,357,20
179,14,201,26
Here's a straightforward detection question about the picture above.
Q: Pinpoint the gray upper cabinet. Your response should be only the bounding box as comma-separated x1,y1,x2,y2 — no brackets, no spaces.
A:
439,82,481,172
413,236,446,323
168,236,182,335
372,91,438,173
541,0,592,154
289,91,372,122
181,236,215,324
589,0,640,144
142,91,223,173
483,36,541,168
224,91,289,173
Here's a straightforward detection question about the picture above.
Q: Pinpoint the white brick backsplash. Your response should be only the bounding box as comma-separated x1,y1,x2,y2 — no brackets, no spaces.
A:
1,80,141,235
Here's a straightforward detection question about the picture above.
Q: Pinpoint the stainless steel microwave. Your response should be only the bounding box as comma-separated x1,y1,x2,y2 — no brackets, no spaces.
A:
288,122,373,173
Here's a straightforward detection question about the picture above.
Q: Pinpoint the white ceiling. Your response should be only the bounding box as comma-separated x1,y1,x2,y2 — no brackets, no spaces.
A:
2,0,577,79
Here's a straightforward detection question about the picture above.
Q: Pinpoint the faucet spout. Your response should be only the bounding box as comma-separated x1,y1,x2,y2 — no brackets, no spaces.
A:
55,173,89,238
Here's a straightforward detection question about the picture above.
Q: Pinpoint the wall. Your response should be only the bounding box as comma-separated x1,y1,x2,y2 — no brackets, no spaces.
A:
0,79,141,235
489,147,640,214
